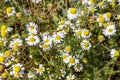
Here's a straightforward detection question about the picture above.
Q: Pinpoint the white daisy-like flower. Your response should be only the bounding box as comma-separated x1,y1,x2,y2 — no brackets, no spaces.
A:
66,74,75,80
39,43,52,51
4,50,11,57
35,64,45,75
110,49,119,58
25,35,40,46
9,38,23,51
52,31,64,44
67,8,78,20
28,71,35,78
97,1,106,8
0,37,7,46
81,29,91,38
65,56,79,67
42,35,53,45
26,22,38,32
32,0,41,4
103,12,112,22
74,63,83,72
6,7,16,17
62,53,69,63
10,63,25,78
57,69,66,79
103,24,116,38
81,39,92,50
74,29,82,38
97,14,105,24
64,45,71,53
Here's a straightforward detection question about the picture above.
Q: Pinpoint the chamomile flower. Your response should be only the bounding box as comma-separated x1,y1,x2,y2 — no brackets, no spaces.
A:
6,7,16,17
110,49,119,58
88,6,96,13
67,8,78,20
65,56,79,67
10,63,24,77
0,53,5,64
103,12,112,22
32,0,41,4
0,37,7,46
9,38,23,51
62,53,69,63
74,29,82,38
28,71,35,78
26,22,38,32
97,14,105,27
81,39,92,50
25,35,40,46
98,35,105,42
35,64,45,75
40,43,52,51
64,45,71,53
74,63,83,72
42,35,53,45
81,29,91,38
52,31,64,44
57,69,66,79
66,74,75,80
4,50,11,57
97,1,106,8
103,24,116,38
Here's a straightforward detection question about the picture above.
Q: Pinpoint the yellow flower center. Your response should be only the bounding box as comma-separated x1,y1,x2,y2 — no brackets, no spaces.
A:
59,20,65,25
29,26,34,30
1,25,7,31
13,72,19,77
0,40,4,46
42,44,49,49
84,30,89,36
45,38,49,43
99,17,105,23
12,34,18,38
68,75,73,79
65,46,71,52
106,12,112,18
1,31,7,37
29,37,35,42
77,30,82,36
13,45,18,51
99,1,104,6
103,23,108,28
76,65,80,69
62,54,67,59
1,72,7,78
98,35,105,41
108,28,113,32
83,42,89,47
6,7,12,13
0,56,5,62
4,50,11,57
70,8,76,14
114,50,119,57
55,35,61,40
14,66,21,72
38,68,43,72
90,8,95,13
82,58,88,63
69,57,75,63
15,42,20,46
90,0,95,4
